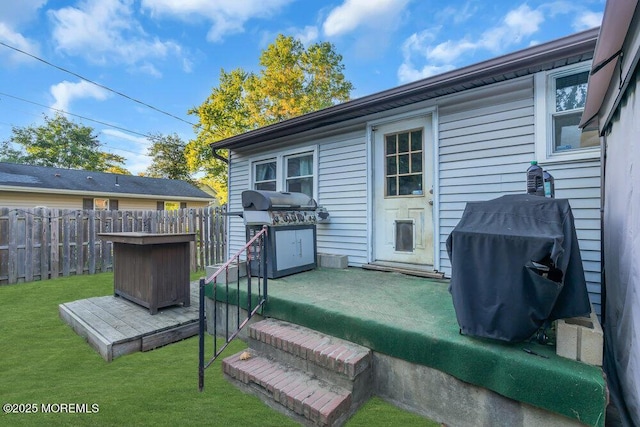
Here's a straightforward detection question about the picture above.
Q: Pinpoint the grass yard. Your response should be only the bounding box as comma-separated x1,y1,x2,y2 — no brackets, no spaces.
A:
0,272,437,426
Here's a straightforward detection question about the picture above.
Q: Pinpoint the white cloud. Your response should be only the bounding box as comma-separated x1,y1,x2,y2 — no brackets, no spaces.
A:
398,4,546,84
100,129,150,175
294,26,319,45
0,0,45,65
102,128,148,145
49,0,183,74
573,11,603,32
50,80,111,112
397,62,455,83
0,0,47,26
140,0,293,42
322,0,410,37
0,23,41,65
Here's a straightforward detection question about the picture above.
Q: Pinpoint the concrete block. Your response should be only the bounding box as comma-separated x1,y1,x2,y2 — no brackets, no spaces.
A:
556,307,603,366
318,253,348,269
205,261,247,284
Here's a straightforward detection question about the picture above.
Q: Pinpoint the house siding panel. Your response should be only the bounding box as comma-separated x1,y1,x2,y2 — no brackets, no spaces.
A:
0,191,209,211
435,76,602,314
317,132,368,265
226,130,369,266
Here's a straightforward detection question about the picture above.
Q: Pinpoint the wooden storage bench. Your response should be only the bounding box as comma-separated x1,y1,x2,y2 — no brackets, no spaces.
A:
99,232,195,314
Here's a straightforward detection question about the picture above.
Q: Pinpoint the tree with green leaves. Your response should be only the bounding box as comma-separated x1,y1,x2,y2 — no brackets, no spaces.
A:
2,113,128,173
187,34,354,202
144,133,192,182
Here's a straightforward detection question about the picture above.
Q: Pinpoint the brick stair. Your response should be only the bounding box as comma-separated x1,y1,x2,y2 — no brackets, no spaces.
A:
222,318,373,427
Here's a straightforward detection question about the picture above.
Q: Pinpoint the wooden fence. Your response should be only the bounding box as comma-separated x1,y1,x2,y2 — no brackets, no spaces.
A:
0,206,227,285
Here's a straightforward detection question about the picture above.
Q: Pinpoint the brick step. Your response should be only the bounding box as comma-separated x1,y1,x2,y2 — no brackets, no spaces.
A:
223,351,352,427
248,318,371,382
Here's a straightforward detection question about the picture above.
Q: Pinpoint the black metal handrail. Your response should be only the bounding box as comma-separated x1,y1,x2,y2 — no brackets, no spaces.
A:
198,225,268,391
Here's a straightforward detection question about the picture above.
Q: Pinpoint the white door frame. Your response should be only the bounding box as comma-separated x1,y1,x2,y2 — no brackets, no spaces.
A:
366,106,440,270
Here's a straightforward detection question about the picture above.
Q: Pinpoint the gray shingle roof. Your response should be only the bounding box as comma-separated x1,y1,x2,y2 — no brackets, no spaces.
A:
0,162,212,200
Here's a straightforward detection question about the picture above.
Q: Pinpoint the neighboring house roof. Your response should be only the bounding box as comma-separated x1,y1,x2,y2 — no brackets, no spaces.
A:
0,162,212,201
580,0,639,130
211,27,599,151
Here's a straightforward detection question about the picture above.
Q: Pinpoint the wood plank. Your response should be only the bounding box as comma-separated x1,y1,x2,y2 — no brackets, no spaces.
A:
50,210,59,279
76,211,84,275
361,263,445,279
59,303,113,361
141,322,199,352
62,211,70,276
40,208,50,280
61,301,128,343
87,297,164,332
8,210,18,284
25,209,34,282
81,298,147,337
111,339,142,360
88,210,96,274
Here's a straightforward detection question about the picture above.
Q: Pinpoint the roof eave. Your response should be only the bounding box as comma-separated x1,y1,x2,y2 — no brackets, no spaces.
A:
211,27,599,150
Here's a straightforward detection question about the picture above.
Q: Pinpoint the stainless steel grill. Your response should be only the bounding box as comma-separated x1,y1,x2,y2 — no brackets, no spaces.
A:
241,190,318,226
241,190,319,279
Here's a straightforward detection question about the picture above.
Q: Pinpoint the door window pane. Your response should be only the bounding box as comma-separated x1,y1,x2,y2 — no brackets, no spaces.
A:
384,128,423,197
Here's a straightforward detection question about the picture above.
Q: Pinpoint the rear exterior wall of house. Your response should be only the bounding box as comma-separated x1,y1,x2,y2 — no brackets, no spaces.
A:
227,73,603,315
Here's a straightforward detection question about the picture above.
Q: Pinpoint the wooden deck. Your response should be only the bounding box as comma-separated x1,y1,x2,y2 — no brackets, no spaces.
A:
59,280,200,362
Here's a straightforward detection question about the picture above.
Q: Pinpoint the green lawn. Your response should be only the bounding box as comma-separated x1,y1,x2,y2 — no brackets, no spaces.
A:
0,272,437,426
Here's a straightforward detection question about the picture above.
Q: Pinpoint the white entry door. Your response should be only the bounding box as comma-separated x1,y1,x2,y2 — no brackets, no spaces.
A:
373,115,434,265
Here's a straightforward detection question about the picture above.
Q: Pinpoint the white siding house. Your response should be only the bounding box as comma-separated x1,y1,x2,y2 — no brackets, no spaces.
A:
214,28,604,314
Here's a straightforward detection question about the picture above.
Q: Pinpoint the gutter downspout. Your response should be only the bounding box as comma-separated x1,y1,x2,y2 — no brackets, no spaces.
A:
600,130,606,325
211,148,229,164
211,147,230,260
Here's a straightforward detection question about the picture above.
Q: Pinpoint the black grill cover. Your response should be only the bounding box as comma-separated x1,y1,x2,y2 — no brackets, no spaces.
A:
446,194,591,342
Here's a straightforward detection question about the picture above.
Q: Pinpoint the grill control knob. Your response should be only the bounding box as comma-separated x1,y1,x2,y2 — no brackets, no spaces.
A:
296,213,304,222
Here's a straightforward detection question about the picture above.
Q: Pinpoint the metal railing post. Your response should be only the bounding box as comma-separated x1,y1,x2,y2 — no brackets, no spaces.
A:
198,277,205,392
198,226,268,391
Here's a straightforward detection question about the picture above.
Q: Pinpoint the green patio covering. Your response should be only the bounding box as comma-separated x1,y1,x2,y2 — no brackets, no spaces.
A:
205,267,607,426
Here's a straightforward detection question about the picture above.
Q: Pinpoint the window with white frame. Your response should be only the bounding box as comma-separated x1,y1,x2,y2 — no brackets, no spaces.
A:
254,160,277,191
251,150,316,198
535,64,600,162
285,153,314,197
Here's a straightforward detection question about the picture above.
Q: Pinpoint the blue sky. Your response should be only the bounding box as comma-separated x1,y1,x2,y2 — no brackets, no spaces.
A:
0,0,604,175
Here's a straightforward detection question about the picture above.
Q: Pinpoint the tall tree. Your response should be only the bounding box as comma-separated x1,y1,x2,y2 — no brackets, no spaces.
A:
145,133,192,182
3,114,128,172
187,34,354,199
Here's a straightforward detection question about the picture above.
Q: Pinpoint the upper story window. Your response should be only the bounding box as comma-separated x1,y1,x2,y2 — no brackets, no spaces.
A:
251,148,317,199
535,63,600,163
254,160,277,191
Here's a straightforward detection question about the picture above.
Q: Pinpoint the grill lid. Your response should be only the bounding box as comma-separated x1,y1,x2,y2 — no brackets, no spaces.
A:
241,190,317,211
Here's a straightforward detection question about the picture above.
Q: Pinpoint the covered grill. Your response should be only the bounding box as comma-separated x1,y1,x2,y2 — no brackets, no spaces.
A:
241,190,318,279
446,194,591,342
